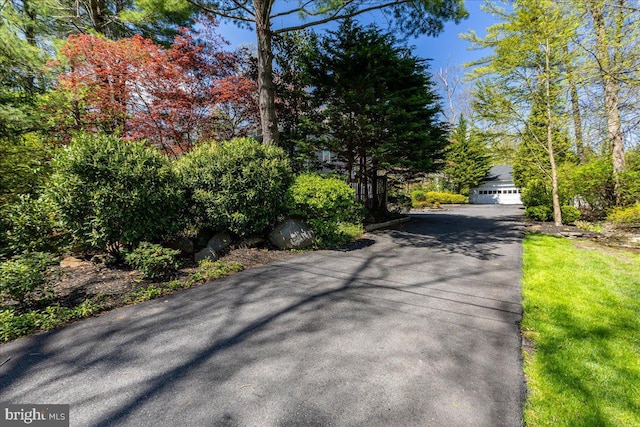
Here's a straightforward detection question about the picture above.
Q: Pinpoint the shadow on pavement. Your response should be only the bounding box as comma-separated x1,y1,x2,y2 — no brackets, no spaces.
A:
0,206,525,426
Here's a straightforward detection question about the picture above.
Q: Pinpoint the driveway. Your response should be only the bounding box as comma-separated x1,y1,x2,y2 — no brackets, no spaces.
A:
0,205,526,427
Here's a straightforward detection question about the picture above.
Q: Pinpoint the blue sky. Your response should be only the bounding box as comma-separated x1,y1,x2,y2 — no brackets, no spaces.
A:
215,0,501,73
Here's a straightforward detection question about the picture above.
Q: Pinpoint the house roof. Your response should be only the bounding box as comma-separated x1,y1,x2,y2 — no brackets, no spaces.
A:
483,165,514,183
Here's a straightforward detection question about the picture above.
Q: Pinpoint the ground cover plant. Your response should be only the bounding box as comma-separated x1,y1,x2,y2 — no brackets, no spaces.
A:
521,234,640,426
0,258,246,342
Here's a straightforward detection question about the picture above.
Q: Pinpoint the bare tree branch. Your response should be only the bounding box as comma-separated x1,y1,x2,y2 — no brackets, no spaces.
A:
186,0,255,22
273,0,412,34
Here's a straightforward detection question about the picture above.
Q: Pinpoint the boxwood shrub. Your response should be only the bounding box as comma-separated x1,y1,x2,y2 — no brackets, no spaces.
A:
176,138,292,238
286,173,363,247
47,134,183,254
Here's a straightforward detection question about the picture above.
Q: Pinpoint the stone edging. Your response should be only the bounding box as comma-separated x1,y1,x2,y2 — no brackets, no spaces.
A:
364,216,411,232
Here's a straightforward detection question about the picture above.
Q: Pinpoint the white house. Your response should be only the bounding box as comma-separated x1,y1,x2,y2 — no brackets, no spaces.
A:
469,165,522,205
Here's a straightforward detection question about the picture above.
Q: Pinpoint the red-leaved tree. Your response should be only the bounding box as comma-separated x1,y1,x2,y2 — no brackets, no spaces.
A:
48,25,259,155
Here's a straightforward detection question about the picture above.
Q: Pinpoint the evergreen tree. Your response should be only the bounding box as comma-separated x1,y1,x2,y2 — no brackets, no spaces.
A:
272,31,321,171
142,0,467,144
307,20,448,211
443,116,491,195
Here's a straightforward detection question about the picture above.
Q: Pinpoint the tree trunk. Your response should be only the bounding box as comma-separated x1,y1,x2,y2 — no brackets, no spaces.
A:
371,160,379,212
545,38,562,226
90,0,107,34
254,0,279,145
22,0,36,92
588,1,626,200
565,44,584,162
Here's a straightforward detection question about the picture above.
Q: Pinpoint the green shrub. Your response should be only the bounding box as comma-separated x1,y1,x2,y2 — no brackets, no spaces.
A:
0,133,54,207
0,252,58,306
619,171,640,206
286,173,363,247
177,138,292,238
560,206,581,224
47,134,183,254
525,205,552,222
0,298,104,342
1,194,69,256
566,157,614,215
607,203,640,225
411,189,427,203
521,180,552,209
124,242,181,279
425,192,467,204
287,174,362,223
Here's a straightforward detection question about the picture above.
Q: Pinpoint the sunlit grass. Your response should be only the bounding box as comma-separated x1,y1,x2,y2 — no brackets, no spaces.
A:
522,234,640,426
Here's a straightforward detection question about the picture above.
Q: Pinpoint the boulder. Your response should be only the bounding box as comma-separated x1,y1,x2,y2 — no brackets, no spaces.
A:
60,256,84,268
206,233,233,253
240,237,265,248
194,232,233,263
269,218,315,250
194,247,219,264
164,236,195,255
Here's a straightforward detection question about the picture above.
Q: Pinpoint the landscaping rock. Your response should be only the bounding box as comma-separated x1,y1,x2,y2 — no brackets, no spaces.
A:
194,247,219,264
194,232,233,263
240,237,265,248
90,254,116,265
207,233,233,253
269,219,315,250
60,256,84,268
164,236,195,255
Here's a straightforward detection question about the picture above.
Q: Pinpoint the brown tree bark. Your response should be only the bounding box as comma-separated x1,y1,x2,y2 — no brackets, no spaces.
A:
90,0,107,34
565,44,584,162
587,0,626,201
545,38,562,226
254,0,279,145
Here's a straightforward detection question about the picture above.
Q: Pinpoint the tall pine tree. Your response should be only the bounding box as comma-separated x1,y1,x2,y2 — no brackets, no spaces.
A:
307,20,448,211
443,116,491,195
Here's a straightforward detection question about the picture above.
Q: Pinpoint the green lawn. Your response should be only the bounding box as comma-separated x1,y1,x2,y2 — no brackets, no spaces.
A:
521,234,640,426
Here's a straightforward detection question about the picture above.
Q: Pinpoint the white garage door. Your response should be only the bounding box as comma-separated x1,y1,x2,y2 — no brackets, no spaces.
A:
471,188,522,205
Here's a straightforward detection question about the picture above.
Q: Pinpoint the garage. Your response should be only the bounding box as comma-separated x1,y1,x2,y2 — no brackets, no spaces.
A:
469,165,522,205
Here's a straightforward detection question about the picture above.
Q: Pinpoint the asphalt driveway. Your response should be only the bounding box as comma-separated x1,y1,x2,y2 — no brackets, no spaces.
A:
0,205,526,427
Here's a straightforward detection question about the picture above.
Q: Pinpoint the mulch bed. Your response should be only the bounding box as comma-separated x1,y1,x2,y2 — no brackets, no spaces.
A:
50,246,299,312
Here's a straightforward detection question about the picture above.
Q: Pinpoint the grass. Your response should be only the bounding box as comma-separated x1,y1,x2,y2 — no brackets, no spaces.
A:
1,260,244,342
521,234,640,426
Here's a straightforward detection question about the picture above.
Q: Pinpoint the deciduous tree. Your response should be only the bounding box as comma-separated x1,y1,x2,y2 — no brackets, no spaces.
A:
144,0,467,144
465,0,578,225
49,27,258,154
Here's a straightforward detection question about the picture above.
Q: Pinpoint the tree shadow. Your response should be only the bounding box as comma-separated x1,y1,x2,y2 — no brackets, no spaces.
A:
383,210,525,260
0,206,525,426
